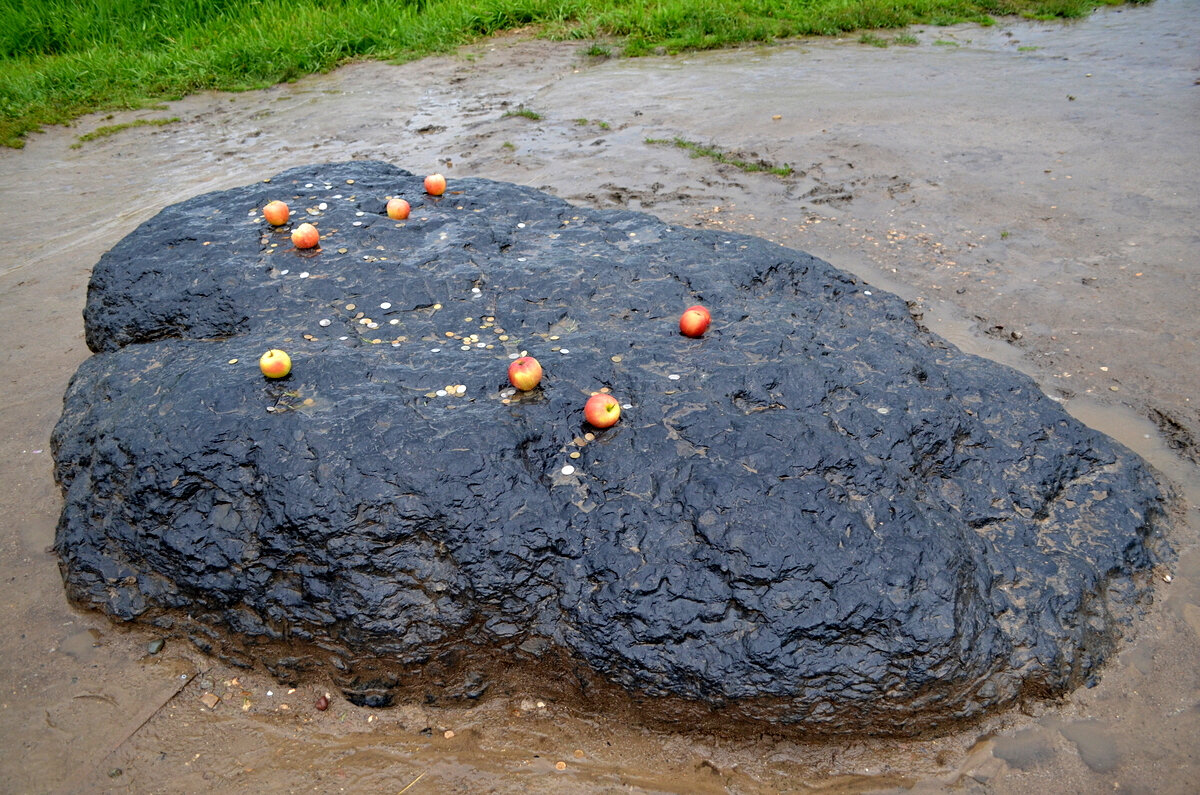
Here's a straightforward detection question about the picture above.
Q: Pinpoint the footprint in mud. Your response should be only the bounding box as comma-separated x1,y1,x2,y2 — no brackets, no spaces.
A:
586,181,698,209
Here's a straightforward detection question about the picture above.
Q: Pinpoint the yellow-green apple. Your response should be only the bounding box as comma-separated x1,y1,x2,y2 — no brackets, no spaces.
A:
291,222,319,249
263,200,290,226
584,393,621,428
679,304,711,338
507,356,543,391
424,173,447,196
386,198,411,220
259,349,292,379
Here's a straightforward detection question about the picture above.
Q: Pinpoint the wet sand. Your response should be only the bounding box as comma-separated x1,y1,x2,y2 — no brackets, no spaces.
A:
1,1,1198,792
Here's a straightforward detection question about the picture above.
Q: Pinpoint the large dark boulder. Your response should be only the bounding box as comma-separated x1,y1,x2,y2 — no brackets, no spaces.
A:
53,161,1170,735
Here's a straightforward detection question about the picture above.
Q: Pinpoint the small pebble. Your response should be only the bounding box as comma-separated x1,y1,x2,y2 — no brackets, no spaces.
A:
315,695,330,711
147,639,165,654
444,730,456,739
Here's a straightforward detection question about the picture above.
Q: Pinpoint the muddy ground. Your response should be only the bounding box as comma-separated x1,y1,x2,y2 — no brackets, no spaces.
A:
1,1,1198,792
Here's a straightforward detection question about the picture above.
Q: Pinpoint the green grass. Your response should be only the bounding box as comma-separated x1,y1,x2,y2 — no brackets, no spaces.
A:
503,107,543,120
647,136,793,176
0,0,1143,148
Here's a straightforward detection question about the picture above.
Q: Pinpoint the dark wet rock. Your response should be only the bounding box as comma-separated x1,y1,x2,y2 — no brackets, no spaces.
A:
53,161,1170,736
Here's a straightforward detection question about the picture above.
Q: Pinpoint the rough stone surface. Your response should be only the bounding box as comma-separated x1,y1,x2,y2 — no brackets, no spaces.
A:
53,161,1170,735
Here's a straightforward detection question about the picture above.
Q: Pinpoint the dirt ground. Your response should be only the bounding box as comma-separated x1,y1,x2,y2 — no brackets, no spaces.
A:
1,1,1198,792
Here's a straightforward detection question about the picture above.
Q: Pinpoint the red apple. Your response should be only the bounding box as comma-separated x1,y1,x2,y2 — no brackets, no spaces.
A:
584,393,621,429
679,304,711,338
507,356,543,391
259,349,292,379
386,198,411,220
424,173,447,196
263,200,290,226
291,222,319,249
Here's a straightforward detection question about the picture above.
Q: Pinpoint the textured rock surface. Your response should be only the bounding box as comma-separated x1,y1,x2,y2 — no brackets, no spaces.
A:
53,161,1169,735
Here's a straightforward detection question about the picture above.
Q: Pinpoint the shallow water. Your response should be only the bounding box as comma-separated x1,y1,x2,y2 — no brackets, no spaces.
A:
1,1,1198,792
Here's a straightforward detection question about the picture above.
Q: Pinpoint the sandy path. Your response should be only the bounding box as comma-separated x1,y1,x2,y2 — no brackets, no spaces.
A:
1,1,1197,791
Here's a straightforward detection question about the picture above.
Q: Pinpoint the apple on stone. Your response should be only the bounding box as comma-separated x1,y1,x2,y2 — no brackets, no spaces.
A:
584,393,621,429
424,174,447,196
259,349,292,379
263,200,290,226
291,222,319,249
386,198,411,220
679,304,711,338
508,356,543,391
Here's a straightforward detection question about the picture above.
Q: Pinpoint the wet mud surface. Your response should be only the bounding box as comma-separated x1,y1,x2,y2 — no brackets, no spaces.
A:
2,1,1198,792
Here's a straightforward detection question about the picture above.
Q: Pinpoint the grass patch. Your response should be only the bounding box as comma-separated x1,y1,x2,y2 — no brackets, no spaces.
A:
0,0,1139,148
69,116,179,148
503,107,543,120
647,136,793,177
859,32,890,47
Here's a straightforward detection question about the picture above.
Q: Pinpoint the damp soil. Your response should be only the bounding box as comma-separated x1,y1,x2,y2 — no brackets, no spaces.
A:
2,1,1198,792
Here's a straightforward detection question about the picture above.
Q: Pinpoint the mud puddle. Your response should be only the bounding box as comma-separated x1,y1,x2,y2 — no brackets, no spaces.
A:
2,0,1198,792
